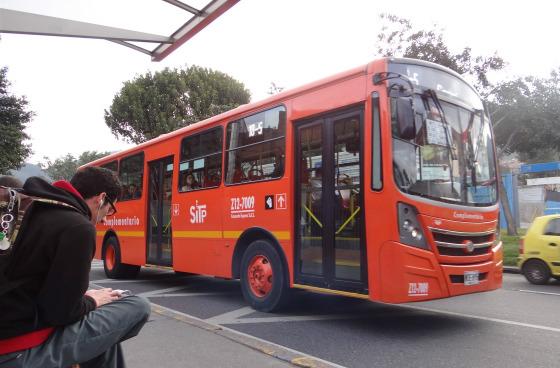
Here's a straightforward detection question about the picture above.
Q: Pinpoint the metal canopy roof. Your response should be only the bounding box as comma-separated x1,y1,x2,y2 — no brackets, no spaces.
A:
0,0,239,62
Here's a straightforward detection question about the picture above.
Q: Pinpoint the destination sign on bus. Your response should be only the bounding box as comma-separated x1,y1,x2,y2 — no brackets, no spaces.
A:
247,121,264,137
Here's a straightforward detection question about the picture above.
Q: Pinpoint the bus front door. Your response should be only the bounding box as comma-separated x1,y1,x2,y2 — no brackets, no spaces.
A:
295,108,367,293
147,156,174,266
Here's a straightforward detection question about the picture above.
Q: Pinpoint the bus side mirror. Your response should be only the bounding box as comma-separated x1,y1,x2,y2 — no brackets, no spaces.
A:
396,97,416,140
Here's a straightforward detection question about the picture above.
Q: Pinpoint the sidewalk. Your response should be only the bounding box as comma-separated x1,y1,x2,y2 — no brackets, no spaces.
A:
121,303,341,368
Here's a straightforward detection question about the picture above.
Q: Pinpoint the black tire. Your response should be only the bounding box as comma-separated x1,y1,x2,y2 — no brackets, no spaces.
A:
522,259,551,285
240,240,289,312
103,236,140,279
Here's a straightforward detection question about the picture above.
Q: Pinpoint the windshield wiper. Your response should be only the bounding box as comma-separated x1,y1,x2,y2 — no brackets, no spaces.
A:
466,109,485,189
424,89,457,199
425,89,457,160
472,110,485,165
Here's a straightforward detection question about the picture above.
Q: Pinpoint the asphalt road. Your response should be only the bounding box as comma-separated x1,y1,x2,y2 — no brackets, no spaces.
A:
90,262,560,368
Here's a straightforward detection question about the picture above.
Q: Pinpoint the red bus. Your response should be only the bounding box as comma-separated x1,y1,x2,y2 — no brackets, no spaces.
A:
88,58,502,311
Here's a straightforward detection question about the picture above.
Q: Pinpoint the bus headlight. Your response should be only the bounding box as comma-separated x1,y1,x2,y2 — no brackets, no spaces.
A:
398,203,429,250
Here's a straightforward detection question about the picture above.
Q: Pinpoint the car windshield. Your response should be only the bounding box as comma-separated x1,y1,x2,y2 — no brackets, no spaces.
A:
390,64,498,206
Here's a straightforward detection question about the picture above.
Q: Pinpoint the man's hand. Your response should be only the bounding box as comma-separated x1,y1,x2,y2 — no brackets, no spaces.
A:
85,288,120,307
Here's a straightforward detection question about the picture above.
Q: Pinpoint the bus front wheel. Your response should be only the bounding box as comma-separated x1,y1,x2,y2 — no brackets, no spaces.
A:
240,240,289,312
103,236,140,279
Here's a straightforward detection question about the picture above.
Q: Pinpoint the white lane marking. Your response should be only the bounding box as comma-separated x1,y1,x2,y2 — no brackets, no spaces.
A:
213,314,361,325
90,275,190,283
149,292,236,298
88,283,191,298
518,289,560,297
398,304,560,334
153,303,347,368
206,306,361,325
205,306,255,324
137,285,191,297
90,278,151,283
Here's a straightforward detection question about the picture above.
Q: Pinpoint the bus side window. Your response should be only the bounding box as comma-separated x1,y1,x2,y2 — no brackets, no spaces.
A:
179,127,222,191
225,106,286,184
119,153,144,201
101,160,118,174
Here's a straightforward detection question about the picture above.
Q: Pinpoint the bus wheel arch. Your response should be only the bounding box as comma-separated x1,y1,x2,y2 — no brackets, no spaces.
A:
102,233,140,279
232,228,291,312
231,228,289,280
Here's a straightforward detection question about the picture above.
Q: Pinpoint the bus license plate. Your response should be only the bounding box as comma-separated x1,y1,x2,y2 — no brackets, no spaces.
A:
464,271,479,286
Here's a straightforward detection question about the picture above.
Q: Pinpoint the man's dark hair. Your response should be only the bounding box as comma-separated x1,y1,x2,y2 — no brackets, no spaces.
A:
0,175,24,188
70,167,121,202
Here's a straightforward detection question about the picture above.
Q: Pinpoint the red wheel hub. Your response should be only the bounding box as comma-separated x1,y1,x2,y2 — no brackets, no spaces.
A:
105,245,115,271
247,255,273,297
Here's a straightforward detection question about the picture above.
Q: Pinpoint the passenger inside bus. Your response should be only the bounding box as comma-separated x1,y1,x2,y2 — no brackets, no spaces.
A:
231,156,246,183
270,148,284,178
310,166,322,202
205,169,221,187
181,172,200,191
122,183,141,200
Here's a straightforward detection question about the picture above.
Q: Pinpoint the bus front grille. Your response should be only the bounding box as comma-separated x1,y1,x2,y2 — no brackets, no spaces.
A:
429,227,495,257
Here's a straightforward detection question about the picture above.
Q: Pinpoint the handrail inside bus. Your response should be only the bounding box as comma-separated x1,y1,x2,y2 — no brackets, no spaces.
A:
336,207,361,235
303,205,323,228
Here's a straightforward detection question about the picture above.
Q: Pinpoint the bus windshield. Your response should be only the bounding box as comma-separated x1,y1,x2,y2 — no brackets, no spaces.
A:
389,63,498,206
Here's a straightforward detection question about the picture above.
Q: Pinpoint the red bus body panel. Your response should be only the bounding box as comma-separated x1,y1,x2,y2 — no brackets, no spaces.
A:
90,58,502,304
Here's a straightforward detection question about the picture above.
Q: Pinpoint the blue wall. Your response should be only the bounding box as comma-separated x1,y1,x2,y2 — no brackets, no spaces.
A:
499,173,515,229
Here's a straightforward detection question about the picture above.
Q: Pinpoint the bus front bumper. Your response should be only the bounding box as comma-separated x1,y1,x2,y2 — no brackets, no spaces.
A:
376,241,503,303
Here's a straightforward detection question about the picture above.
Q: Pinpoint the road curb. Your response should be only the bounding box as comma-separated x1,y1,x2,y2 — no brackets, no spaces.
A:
150,303,345,368
503,266,520,274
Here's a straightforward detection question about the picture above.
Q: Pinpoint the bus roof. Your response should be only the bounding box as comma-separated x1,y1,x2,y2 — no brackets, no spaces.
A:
86,60,376,168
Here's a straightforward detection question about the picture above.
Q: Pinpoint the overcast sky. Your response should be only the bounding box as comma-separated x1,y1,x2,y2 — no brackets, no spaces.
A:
1,0,558,164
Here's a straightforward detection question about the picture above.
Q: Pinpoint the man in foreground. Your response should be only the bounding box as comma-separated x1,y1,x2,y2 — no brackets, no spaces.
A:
0,167,151,367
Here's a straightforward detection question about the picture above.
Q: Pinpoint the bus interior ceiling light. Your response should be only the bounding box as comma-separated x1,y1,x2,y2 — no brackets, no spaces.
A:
0,0,240,62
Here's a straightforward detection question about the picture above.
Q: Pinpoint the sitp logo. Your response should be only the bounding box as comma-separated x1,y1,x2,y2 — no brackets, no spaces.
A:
190,200,207,224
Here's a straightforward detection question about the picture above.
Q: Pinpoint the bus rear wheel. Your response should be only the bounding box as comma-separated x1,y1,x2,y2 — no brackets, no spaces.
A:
240,240,288,312
103,236,140,279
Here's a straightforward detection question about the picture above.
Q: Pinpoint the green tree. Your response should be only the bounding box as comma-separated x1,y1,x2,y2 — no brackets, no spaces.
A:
41,151,111,181
104,66,251,144
0,67,33,174
375,14,505,94
490,70,560,163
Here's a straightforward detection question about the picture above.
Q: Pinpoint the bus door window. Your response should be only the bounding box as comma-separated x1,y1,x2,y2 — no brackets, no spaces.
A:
333,116,362,281
298,123,324,276
147,157,173,266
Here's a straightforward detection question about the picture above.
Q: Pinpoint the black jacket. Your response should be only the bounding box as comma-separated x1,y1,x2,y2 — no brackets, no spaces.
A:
0,177,96,339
